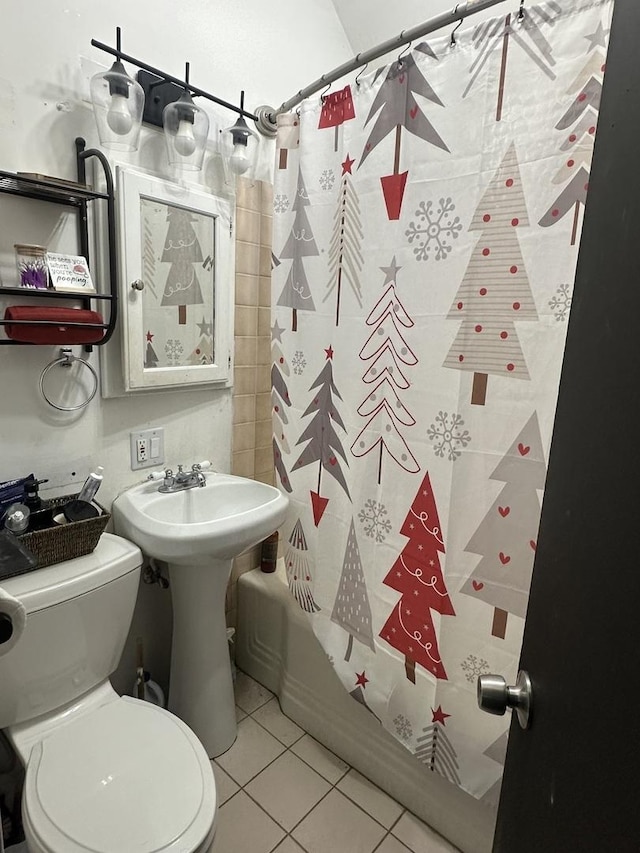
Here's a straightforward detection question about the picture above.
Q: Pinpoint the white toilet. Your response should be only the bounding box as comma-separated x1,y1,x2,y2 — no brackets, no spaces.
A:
0,533,217,853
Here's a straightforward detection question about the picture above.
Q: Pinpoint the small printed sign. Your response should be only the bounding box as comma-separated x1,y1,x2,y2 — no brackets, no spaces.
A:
47,253,96,293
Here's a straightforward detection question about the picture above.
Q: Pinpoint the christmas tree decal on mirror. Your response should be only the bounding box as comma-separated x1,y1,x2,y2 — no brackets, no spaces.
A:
359,44,449,221
144,330,158,368
460,412,546,639
379,472,455,683
443,143,538,406
291,345,350,526
331,519,375,661
161,207,204,325
187,317,213,365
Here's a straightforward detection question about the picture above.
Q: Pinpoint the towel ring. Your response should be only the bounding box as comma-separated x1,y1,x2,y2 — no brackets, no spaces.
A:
39,348,98,412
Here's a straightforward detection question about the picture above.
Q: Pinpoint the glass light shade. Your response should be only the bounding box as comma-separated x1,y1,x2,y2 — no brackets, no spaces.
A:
163,92,210,171
221,115,257,177
90,60,144,151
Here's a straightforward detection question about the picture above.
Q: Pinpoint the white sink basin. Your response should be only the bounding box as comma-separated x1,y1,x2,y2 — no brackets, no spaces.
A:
112,472,288,564
111,471,288,758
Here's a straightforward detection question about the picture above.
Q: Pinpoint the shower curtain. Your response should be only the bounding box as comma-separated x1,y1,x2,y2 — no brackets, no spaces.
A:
271,0,612,803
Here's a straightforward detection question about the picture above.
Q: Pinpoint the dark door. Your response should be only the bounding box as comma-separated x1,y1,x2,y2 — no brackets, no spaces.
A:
492,1,640,850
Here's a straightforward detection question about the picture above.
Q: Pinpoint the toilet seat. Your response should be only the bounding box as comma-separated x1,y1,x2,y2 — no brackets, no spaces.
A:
23,696,216,853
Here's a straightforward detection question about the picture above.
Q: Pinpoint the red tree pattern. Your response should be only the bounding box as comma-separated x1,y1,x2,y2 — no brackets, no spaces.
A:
318,85,356,152
379,472,455,683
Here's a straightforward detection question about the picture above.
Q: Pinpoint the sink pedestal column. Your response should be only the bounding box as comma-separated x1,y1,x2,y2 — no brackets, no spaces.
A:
167,558,236,758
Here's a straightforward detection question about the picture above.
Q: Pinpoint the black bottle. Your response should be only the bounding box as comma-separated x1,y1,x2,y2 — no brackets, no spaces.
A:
24,477,48,511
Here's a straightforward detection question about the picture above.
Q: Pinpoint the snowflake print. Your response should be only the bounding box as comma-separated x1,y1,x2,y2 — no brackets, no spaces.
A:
274,194,290,214
393,713,413,743
358,499,392,543
405,198,463,261
292,350,307,375
165,339,184,365
461,654,491,684
548,283,572,322
319,169,335,191
427,411,471,461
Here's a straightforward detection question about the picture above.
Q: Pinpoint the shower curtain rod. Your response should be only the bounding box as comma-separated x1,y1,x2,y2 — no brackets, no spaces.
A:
254,0,508,136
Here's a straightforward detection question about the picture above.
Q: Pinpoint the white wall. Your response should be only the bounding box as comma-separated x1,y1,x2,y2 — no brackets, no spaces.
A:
0,0,352,693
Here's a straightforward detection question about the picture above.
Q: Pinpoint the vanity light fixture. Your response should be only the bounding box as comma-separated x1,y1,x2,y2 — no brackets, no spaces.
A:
221,91,258,176
90,29,266,174
90,27,144,151
163,63,210,171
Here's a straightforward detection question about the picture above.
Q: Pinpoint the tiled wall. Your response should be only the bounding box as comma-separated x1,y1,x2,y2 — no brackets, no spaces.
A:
226,178,276,628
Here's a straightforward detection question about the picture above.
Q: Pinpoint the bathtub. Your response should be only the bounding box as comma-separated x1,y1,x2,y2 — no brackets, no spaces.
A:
236,563,497,853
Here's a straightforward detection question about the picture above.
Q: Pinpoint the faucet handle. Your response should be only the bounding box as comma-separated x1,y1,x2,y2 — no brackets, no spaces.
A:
148,468,173,481
192,460,212,471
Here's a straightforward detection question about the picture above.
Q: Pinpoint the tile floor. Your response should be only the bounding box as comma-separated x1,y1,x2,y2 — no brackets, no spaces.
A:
209,670,460,853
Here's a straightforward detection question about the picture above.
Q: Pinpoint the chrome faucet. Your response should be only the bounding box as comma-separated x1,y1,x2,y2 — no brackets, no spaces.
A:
148,461,211,493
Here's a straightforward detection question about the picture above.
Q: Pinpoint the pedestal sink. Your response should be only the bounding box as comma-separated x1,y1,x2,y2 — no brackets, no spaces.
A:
112,473,288,757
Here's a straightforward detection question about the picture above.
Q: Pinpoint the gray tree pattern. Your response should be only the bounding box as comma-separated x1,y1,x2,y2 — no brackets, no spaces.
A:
276,167,318,332
460,412,547,639
331,519,375,661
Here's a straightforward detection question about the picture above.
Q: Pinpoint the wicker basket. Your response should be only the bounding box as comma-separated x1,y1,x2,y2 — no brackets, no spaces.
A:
18,493,110,569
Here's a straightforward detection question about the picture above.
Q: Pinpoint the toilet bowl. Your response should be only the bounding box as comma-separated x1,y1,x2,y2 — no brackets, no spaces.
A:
0,534,217,852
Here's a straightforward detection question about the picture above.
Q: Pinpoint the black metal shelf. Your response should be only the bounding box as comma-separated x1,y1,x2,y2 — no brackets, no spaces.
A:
0,138,118,352
0,287,113,301
0,173,110,205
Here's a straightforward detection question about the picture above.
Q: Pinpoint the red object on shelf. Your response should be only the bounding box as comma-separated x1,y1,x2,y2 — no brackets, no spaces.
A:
3,306,105,344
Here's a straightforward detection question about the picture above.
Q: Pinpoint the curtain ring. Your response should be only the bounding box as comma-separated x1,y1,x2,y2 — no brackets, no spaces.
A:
39,348,98,412
517,0,525,21
320,82,331,104
397,37,412,68
355,61,369,87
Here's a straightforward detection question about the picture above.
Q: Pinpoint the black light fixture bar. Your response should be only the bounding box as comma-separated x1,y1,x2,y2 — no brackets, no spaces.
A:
90,36,258,122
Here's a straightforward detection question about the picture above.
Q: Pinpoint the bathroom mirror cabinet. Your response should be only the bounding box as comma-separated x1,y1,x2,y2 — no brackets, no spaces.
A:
103,167,233,395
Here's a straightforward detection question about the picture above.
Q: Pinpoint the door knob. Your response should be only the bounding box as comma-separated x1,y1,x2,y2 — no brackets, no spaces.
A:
477,670,532,730
131,279,145,291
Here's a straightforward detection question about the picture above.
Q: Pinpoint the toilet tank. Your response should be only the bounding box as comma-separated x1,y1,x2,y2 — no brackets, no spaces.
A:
0,533,142,729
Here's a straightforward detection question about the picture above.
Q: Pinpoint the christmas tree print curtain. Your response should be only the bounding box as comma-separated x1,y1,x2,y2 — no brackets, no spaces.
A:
271,0,612,803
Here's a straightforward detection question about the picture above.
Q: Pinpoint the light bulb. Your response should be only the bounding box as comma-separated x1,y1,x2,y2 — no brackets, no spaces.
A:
229,141,250,175
106,93,133,135
174,120,197,157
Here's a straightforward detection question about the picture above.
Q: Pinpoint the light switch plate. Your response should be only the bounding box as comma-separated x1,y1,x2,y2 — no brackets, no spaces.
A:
130,427,165,471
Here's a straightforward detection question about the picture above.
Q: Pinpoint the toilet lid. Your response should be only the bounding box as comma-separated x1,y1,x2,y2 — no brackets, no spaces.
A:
24,697,216,853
